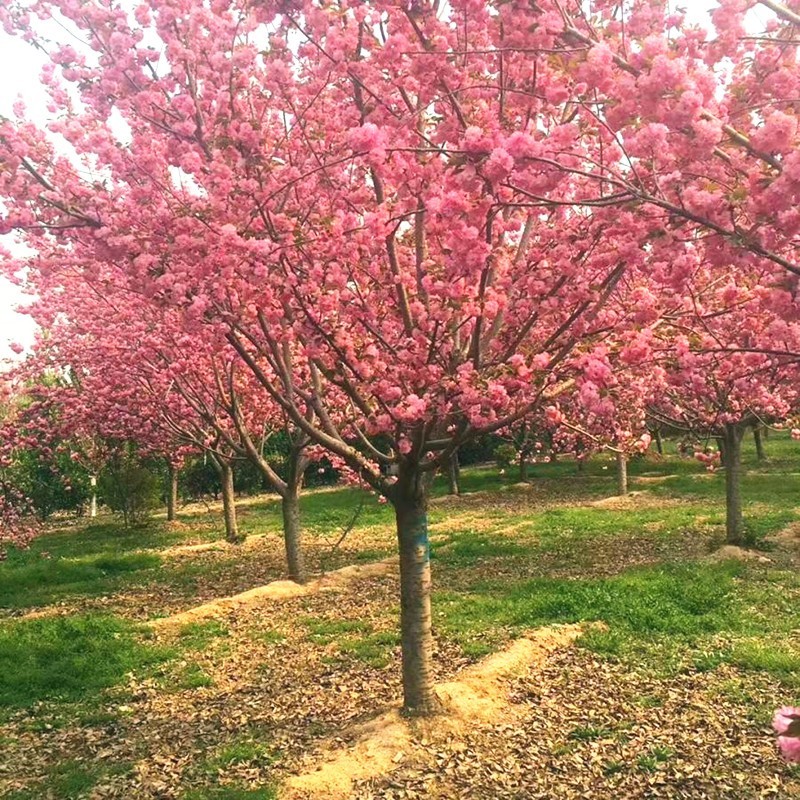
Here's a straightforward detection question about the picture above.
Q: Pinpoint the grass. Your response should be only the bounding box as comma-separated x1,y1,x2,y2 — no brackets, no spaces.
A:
435,547,800,685
301,617,399,667
202,738,276,774
182,787,276,800
0,614,171,708
0,483,400,613
173,661,215,690
0,552,162,610
568,725,612,742
436,560,745,658
3,759,134,800
301,617,374,643
183,732,278,800
425,434,800,686
47,760,123,797
338,631,400,668
637,746,674,772
729,641,800,685
178,620,230,650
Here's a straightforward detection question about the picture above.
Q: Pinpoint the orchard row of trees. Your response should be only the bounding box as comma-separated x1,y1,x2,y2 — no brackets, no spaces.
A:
0,389,335,528
1,0,800,713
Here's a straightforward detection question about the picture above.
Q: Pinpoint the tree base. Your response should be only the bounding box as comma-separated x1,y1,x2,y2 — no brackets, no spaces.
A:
400,691,445,718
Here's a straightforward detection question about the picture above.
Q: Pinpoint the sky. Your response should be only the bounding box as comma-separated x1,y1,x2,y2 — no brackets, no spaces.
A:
0,33,49,365
0,0,743,365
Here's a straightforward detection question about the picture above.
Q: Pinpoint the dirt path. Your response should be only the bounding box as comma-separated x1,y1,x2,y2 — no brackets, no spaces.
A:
282,624,585,800
149,557,398,630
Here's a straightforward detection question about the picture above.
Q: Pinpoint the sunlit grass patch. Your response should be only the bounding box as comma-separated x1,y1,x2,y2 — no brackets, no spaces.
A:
0,552,162,609
178,620,230,651
0,614,171,708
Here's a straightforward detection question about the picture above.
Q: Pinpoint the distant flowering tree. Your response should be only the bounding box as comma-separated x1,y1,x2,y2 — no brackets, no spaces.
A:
648,260,800,545
14,265,317,568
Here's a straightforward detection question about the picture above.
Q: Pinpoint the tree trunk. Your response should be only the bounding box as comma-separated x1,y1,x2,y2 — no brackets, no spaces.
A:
446,451,461,495
653,428,664,455
89,474,97,518
166,463,178,522
280,487,305,582
519,452,529,482
753,425,766,461
394,468,440,716
281,444,308,582
218,461,241,543
723,423,746,546
616,451,628,496
238,424,308,581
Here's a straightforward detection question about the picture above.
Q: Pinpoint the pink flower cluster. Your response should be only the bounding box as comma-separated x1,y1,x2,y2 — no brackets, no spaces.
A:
694,449,721,472
773,707,800,762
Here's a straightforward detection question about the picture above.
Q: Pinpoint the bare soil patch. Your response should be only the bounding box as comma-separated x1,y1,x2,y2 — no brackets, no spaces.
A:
283,624,584,800
352,649,800,800
150,557,398,630
705,545,772,563
769,521,800,548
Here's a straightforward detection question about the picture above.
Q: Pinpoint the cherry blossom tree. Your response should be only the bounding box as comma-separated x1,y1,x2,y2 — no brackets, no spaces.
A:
649,260,800,545
20,269,316,570
2,0,800,714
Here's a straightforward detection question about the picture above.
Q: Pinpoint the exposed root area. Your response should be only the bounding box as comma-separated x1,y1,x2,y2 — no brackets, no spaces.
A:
149,558,397,630
282,623,585,800
588,490,651,509
704,545,772,563
769,520,800,547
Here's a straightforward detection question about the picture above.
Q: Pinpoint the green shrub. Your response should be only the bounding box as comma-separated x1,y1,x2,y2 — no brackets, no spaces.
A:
494,443,517,470
99,452,159,527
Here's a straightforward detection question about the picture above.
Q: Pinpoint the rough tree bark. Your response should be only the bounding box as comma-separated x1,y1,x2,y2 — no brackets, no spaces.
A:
210,456,241,543
616,451,628,496
722,423,746,546
753,425,767,461
166,462,178,522
280,442,309,583
446,450,461,495
393,464,440,716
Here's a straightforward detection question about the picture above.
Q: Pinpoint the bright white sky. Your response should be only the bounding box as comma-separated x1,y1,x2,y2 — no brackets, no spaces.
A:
0,33,48,365
0,0,744,365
